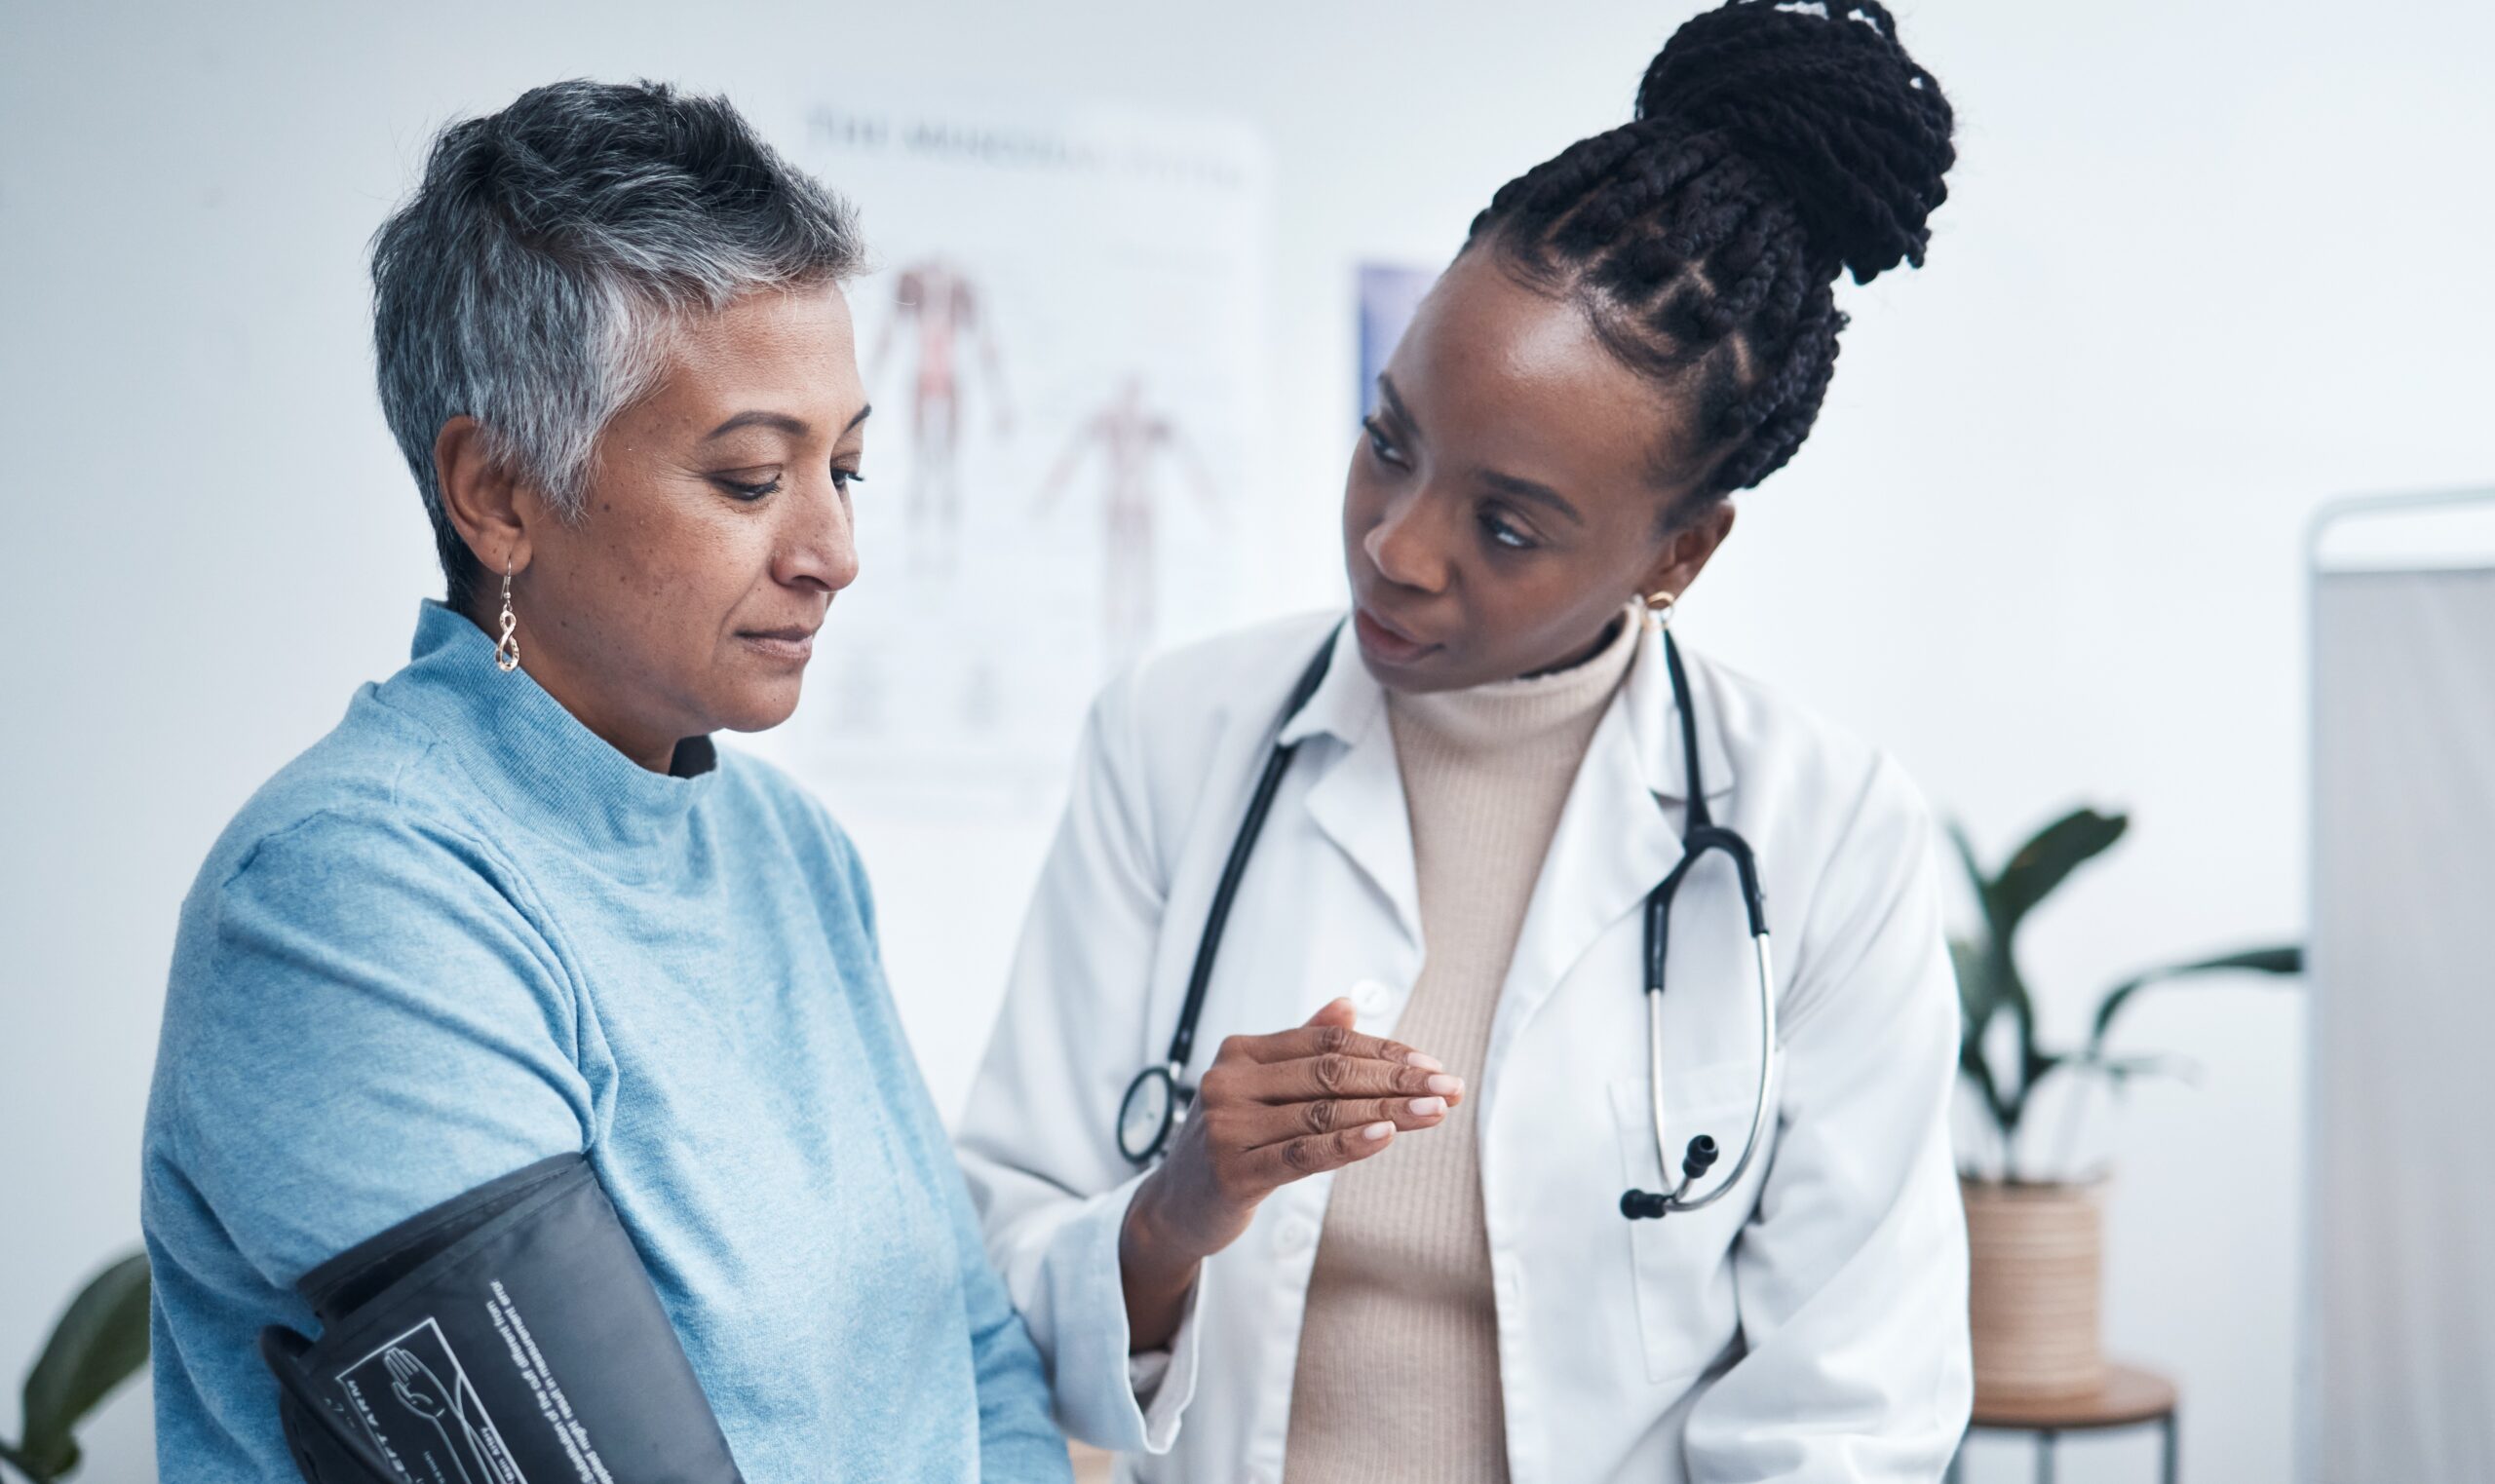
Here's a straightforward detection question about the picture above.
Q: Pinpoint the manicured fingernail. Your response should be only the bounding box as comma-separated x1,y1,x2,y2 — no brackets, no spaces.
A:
1407,1096,1445,1117
1405,1052,1444,1072
1425,1075,1462,1096
1363,1121,1395,1141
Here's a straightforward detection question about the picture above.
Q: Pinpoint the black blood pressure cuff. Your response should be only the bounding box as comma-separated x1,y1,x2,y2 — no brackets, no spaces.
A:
258,1154,747,1483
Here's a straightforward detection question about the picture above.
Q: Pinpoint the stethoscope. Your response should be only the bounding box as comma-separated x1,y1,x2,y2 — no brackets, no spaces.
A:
1115,609,1779,1221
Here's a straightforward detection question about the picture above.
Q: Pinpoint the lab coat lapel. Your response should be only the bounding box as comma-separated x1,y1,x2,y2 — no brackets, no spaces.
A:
1484,622,1738,1072
1281,622,1422,949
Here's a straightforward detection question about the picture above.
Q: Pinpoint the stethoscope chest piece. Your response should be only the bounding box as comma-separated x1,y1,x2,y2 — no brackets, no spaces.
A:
1118,1063,1188,1164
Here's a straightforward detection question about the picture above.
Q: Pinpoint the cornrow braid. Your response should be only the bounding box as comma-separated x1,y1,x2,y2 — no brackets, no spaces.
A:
1465,0,1955,509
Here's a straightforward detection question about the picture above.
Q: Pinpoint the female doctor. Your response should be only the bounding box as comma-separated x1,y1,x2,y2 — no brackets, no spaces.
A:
960,4,1970,1479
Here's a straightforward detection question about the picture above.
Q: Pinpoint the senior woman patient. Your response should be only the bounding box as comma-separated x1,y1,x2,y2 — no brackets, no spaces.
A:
139,80,1068,1482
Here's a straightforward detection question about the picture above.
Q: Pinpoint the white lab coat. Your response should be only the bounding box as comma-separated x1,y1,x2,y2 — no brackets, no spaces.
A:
958,611,1972,1484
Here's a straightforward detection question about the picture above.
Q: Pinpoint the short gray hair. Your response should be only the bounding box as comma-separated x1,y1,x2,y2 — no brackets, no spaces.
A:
371,79,865,608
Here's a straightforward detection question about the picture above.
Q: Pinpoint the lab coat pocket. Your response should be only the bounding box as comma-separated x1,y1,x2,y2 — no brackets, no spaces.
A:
1610,1062,1758,1387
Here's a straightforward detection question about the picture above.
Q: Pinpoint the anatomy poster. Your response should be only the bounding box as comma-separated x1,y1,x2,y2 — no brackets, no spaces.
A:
767,97,1272,810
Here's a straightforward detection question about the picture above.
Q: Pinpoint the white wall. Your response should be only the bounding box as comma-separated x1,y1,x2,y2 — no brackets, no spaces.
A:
3,2,2488,1479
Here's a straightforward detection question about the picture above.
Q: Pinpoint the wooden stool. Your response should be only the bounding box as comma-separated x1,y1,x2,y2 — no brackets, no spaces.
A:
1944,1363,2178,1484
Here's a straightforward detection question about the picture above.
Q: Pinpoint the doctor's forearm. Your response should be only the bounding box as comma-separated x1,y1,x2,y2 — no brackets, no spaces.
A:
1118,1181,1204,1351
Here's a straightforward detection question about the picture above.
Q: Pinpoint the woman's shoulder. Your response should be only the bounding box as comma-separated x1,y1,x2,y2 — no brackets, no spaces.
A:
1676,645,1942,976
1680,643,1934,837
186,685,511,916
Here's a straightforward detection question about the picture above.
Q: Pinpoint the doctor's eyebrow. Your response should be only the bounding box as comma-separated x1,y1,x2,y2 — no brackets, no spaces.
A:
1375,375,1421,439
1480,470,1584,525
1379,374,1583,526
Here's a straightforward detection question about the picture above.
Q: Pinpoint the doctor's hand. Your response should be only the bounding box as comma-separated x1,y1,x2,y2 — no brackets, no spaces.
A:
1119,998,1461,1351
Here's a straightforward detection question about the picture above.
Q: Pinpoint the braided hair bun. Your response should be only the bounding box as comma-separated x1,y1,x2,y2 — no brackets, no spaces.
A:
1635,0,1955,284
1463,0,1958,499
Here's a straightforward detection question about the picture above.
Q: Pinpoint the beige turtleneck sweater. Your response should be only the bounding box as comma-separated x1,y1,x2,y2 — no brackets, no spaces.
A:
1282,611,1642,1484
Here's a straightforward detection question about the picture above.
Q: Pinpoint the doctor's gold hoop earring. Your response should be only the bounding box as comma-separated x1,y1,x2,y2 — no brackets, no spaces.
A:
1642,590,1677,629
494,560,521,673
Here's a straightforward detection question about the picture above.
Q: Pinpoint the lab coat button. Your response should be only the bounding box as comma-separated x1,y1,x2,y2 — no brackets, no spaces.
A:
1277,1217,1318,1255
1350,978,1392,1013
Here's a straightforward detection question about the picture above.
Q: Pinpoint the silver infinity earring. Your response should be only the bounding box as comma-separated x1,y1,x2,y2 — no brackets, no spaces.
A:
494,560,521,673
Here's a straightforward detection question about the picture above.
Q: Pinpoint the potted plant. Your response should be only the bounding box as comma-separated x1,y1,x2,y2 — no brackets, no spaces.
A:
2,1252,150,1483
1949,807,2298,1404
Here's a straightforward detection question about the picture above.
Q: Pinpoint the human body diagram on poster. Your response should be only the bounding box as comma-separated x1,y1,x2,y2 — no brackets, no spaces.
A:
773,99,1269,803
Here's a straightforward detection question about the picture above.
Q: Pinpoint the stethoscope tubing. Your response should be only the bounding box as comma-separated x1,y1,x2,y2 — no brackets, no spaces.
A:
1117,634,1341,1164
1641,931,1777,1212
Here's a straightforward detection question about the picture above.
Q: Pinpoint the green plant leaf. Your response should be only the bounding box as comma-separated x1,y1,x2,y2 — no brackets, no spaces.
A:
0,1437,45,1483
2071,1049,2198,1087
18,1252,151,1480
1997,943,2045,1129
1944,821,2002,937
10,1423,79,1481
1956,1037,2015,1180
1946,816,2057,1137
1958,1032,2007,1124
1948,935,1995,1039
2089,944,2304,1052
1991,807,2128,941
1946,823,2025,1157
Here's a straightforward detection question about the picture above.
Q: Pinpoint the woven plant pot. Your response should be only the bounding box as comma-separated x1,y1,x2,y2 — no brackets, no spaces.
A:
1962,1178,2105,1404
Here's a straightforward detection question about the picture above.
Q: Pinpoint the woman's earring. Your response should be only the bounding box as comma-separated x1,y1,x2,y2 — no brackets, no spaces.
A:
493,560,521,673
1642,590,1677,630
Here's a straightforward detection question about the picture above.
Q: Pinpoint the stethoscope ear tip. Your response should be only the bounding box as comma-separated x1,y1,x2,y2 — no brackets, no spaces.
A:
1620,1190,1670,1221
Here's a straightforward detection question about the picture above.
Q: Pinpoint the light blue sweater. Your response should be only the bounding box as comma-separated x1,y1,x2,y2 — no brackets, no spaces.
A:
141,602,1069,1482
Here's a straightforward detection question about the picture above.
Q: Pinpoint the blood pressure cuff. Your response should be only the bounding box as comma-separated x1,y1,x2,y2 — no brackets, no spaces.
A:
257,1153,747,1483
